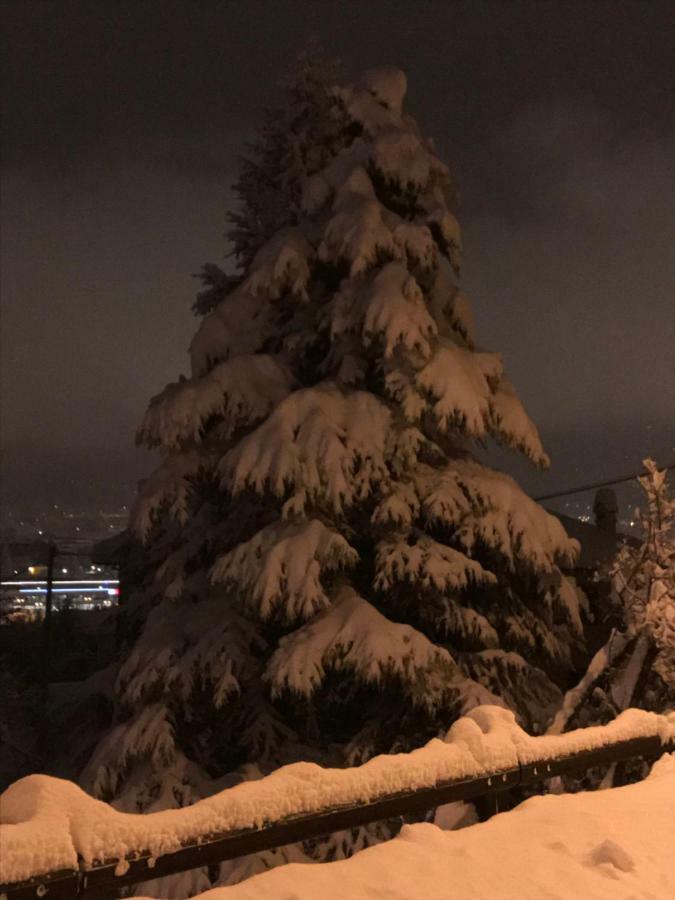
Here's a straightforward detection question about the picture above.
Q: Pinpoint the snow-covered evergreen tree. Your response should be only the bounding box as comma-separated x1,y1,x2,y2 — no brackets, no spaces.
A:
548,459,674,787
84,65,583,843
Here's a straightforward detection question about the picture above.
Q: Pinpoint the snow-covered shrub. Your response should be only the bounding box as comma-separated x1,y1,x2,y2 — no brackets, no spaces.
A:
612,460,675,687
548,459,674,788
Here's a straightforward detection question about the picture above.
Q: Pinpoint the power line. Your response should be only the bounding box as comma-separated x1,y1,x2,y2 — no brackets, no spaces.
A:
534,463,675,502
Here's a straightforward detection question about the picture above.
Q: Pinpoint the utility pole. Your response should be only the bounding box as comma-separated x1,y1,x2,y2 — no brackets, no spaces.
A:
41,542,57,689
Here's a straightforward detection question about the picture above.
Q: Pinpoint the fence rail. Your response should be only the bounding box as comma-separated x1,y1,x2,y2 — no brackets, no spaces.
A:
2,730,673,900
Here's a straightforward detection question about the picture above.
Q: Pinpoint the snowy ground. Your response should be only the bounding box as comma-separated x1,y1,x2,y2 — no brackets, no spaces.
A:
155,753,675,900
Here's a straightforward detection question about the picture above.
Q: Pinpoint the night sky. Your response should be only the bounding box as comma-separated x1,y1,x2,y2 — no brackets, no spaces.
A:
1,0,673,518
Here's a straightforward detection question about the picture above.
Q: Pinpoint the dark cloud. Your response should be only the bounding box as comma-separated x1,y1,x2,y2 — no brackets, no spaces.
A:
466,104,675,437
1,0,673,513
3,0,674,174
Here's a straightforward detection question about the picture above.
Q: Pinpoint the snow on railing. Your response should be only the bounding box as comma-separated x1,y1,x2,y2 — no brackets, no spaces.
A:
1,706,674,900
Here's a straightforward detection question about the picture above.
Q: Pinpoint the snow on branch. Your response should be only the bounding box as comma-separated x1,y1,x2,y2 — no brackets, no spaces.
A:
501,603,572,667
334,78,403,136
85,703,177,801
319,167,397,275
265,586,457,707
211,520,358,622
427,207,462,271
416,340,503,436
548,632,631,736
241,228,314,302
429,597,500,649
137,356,293,450
131,450,206,540
418,460,579,571
489,376,549,467
392,221,438,271
189,291,269,378
222,385,391,512
384,369,427,422
362,261,437,359
371,480,421,528
116,598,253,710
300,139,370,216
138,379,224,450
540,570,588,637
374,534,496,593
415,462,472,524
424,257,474,348
371,128,443,189
360,67,408,116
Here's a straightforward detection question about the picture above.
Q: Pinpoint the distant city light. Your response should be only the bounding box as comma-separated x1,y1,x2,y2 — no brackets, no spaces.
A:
2,579,118,586
18,587,117,595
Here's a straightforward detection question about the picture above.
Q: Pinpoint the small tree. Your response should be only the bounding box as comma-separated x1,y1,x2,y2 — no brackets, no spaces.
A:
84,65,583,859
548,460,674,785
613,460,675,687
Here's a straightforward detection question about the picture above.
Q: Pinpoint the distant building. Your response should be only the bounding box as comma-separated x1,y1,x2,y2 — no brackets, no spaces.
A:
551,488,639,576
550,489,640,655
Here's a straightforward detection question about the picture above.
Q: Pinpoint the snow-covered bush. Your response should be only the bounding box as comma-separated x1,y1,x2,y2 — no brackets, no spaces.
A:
548,459,674,787
612,460,675,686
83,62,584,889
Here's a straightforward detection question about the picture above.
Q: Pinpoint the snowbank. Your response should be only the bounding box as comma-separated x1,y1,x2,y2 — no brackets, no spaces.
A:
2,706,674,886
184,753,675,900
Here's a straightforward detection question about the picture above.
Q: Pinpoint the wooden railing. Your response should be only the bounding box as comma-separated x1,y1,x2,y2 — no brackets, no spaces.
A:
2,727,673,900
